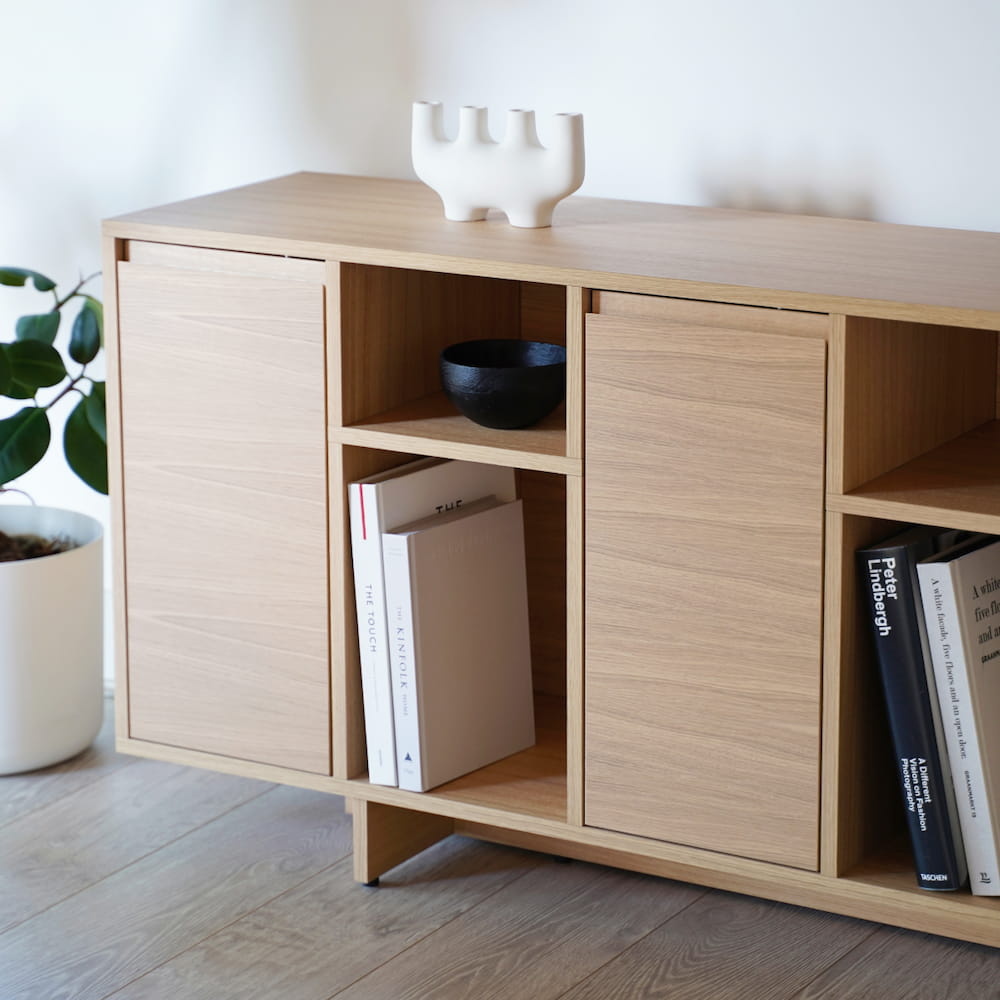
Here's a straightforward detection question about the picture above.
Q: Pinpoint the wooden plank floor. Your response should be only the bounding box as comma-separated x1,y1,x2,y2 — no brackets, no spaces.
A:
3,702,999,999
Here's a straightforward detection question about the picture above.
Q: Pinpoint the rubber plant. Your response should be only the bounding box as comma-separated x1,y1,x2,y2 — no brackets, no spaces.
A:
0,266,107,509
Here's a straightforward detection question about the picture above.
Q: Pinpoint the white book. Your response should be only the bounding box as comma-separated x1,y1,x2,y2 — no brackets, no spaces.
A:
348,459,517,785
382,497,535,792
917,535,1000,895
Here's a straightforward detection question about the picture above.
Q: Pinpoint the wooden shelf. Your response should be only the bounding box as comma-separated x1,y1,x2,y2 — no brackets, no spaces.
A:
839,842,1000,945
348,693,567,824
336,393,579,475
830,420,1000,532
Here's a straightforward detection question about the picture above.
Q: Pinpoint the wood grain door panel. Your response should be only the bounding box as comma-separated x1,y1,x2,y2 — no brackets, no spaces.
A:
117,262,330,774
584,305,826,869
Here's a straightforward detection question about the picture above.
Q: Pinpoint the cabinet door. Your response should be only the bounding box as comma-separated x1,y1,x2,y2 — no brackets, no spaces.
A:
116,259,330,774
584,300,826,869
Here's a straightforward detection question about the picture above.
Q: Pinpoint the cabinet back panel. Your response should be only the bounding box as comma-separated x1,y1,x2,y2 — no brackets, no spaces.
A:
584,307,826,869
520,282,568,346
518,470,568,698
117,263,330,774
338,264,521,425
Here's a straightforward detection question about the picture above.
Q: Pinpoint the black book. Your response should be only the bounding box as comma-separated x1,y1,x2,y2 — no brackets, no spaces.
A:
858,525,968,891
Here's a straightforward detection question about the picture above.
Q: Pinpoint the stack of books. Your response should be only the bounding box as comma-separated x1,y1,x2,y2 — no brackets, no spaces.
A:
348,458,535,792
858,527,1000,895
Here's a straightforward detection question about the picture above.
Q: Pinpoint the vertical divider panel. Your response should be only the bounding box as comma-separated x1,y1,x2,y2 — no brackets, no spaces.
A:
566,287,588,462
566,472,585,826
820,510,844,877
105,236,129,744
326,261,343,428
324,260,350,778
326,261,350,778
328,445,358,781
820,316,847,875
325,260,365,778
566,284,587,824
825,316,848,497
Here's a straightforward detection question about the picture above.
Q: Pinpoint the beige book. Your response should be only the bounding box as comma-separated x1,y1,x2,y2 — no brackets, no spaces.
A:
348,458,517,786
381,497,535,792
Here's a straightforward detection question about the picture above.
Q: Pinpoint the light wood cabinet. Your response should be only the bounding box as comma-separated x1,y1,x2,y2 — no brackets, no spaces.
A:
105,173,1000,947
115,247,330,773
584,298,826,869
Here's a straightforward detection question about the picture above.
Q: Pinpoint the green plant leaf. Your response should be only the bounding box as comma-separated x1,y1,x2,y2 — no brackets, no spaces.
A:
0,267,56,291
0,344,10,396
64,395,108,494
81,294,104,345
0,406,51,486
5,340,67,398
70,300,100,363
84,382,106,444
15,311,61,345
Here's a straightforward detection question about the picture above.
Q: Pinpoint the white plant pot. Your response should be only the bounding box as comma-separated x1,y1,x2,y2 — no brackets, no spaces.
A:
0,506,104,774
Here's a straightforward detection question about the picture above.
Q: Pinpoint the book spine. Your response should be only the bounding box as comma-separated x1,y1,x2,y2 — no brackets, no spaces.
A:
860,545,966,890
348,483,396,786
918,562,1000,895
382,532,424,792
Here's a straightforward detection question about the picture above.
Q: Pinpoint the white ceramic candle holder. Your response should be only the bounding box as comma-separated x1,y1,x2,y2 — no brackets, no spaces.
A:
411,102,585,228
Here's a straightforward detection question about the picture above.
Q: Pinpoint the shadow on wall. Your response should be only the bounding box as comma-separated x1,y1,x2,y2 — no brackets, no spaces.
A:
699,177,877,221
692,141,880,221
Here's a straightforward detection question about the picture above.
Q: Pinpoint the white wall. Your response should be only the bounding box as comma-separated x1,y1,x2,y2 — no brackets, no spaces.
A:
3,0,999,682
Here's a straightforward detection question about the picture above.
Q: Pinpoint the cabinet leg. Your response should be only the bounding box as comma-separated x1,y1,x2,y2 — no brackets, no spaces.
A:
351,799,454,885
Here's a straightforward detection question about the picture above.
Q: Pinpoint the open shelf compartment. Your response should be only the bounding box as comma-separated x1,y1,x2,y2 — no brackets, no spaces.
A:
336,262,572,469
840,420,1000,532
829,502,1000,916
828,311,1000,897
828,512,922,879
336,443,570,823
833,315,998,513
409,691,566,822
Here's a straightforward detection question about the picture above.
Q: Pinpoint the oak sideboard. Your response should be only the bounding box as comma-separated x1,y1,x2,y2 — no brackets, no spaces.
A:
105,172,1000,946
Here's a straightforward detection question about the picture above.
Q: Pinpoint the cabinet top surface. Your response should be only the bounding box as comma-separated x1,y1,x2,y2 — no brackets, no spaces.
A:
105,172,1000,326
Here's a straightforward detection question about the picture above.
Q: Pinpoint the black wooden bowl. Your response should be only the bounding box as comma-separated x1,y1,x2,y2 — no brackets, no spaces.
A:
440,339,567,429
